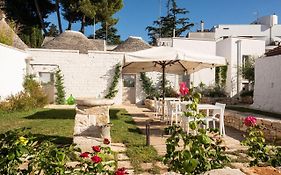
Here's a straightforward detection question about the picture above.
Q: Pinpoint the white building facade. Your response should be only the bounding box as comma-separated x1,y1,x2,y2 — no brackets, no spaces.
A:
252,52,281,114
0,44,30,100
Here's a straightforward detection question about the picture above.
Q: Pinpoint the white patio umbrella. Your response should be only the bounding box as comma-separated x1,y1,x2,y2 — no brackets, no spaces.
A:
122,46,227,117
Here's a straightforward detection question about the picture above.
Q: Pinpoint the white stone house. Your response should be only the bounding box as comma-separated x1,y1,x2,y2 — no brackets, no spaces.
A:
252,47,281,114
27,32,182,105
158,15,280,97
0,44,30,100
0,16,30,100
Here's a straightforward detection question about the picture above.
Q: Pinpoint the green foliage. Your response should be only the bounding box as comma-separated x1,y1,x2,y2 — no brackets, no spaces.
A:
4,0,55,36
94,19,122,45
240,56,255,83
140,72,159,99
215,66,227,87
55,69,66,105
163,89,229,174
146,0,193,45
46,23,59,37
20,26,44,48
61,0,123,33
110,109,160,173
194,84,227,98
240,90,254,97
0,128,33,175
0,28,13,46
105,63,121,99
242,125,270,166
0,75,47,111
0,128,117,174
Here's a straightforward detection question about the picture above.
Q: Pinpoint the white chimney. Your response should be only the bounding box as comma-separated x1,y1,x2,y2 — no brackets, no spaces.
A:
200,20,204,32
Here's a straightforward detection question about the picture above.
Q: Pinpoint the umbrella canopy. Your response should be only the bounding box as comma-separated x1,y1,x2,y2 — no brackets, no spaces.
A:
122,46,227,118
123,46,226,74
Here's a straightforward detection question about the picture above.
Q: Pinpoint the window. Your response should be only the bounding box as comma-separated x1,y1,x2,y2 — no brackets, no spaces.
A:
123,75,135,87
39,72,54,84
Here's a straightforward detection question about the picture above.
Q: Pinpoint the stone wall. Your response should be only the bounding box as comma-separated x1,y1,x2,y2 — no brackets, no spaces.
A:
27,49,123,104
224,110,281,143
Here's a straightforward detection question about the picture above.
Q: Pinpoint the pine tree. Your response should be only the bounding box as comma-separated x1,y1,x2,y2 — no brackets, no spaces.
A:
146,0,193,45
54,69,66,104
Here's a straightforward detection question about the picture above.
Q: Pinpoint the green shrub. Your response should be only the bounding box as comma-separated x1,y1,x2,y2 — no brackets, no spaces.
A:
55,69,66,104
240,90,254,97
163,88,229,174
0,75,47,111
0,128,119,175
194,85,227,98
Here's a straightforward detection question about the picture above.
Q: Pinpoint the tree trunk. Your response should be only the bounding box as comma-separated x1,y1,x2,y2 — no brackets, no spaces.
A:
80,15,85,33
33,0,47,34
67,21,72,30
55,0,63,33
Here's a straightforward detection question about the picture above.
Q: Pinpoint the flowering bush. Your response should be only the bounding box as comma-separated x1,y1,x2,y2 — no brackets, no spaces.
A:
179,82,190,101
163,89,229,174
0,128,126,175
241,116,281,167
244,116,257,127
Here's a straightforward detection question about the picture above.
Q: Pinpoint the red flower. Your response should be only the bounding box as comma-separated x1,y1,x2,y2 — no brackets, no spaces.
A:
115,167,128,175
179,82,189,96
91,155,102,163
103,138,110,145
80,152,90,158
92,146,101,152
244,116,257,127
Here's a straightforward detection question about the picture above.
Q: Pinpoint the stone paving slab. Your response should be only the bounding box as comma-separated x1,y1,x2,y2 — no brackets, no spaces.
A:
111,143,127,152
118,160,133,169
117,153,130,160
203,167,246,175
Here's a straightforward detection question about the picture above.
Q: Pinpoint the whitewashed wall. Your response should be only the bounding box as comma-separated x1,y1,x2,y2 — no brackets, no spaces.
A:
252,55,281,114
217,38,265,96
0,44,28,100
173,38,216,87
27,49,123,104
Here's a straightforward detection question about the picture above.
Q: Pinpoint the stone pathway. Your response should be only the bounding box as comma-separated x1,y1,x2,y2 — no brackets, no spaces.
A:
111,104,281,175
111,142,135,174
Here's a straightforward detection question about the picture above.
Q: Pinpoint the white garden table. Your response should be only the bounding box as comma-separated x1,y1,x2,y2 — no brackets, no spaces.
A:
197,104,224,136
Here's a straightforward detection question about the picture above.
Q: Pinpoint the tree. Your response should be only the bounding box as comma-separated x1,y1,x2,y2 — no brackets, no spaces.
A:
4,0,55,32
94,18,121,45
54,0,63,33
146,0,194,45
54,69,66,105
46,24,59,37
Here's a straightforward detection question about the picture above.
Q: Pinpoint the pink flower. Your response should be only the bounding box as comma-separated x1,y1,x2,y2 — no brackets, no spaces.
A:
115,167,128,175
80,152,90,158
91,155,102,163
244,116,257,127
92,146,101,152
103,138,110,145
179,82,189,96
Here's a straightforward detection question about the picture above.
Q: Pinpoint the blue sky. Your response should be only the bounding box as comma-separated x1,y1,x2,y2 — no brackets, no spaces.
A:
47,0,281,42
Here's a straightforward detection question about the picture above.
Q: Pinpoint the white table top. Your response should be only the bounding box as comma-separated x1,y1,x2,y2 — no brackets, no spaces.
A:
198,104,222,110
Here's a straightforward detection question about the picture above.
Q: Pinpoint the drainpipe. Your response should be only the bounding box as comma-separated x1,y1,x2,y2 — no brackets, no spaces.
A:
236,40,242,97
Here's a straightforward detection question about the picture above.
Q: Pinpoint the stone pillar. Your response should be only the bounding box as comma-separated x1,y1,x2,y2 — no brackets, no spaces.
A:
73,98,114,151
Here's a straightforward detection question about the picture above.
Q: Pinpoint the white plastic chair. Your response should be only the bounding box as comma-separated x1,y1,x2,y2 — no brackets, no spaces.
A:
204,102,226,136
167,100,181,125
153,97,162,119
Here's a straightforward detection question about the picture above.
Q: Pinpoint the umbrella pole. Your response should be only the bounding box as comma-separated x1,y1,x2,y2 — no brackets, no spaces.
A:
161,64,165,121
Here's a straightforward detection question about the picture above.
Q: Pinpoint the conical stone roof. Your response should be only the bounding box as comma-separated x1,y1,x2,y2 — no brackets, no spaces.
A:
42,30,98,54
113,36,151,52
0,17,28,50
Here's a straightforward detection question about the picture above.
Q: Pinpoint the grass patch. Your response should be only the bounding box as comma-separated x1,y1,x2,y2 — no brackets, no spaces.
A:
110,108,160,173
0,108,75,144
226,106,281,119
